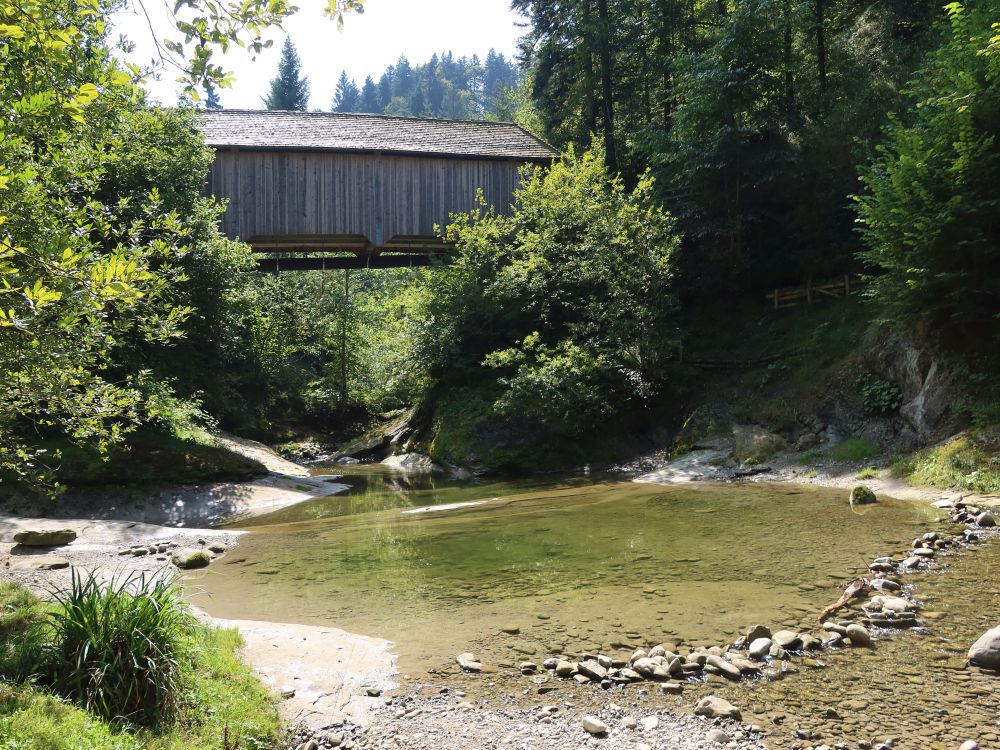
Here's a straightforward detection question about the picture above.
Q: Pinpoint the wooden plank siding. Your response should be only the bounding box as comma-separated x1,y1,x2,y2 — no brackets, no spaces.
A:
206,150,527,251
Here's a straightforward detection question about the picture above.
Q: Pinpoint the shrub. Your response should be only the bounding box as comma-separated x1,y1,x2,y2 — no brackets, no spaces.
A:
39,570,193,725
857,372,903,415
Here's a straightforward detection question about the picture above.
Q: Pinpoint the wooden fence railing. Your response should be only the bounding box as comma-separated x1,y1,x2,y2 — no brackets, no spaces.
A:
765,274,862,310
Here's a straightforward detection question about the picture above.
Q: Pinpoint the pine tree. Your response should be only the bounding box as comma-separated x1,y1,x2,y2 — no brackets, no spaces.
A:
359,76,381,112
332,71,361,112
263,38,310,110
204,82,222,110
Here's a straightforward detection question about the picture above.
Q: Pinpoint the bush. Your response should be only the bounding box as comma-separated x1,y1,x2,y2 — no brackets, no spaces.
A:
39,571,193,725
855,1,1000,356
420,146,680,438
857,372,903,415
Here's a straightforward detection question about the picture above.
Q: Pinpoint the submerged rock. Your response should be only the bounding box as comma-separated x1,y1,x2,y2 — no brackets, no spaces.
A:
968,625,1000,669
850,485,877,506
13,528,76,547
694,695,742,720
456,653,483,672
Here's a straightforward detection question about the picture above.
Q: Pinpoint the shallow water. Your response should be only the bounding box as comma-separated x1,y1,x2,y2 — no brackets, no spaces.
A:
189,466,942,676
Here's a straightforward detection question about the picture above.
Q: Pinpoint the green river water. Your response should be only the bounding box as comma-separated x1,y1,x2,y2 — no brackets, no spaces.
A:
189,465,1000,747
191,466,940,672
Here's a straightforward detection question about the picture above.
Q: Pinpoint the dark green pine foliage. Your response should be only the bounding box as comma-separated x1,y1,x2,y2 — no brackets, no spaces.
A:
360,76,381,111
514,0,947,295
204,82,222,110
332,50,522,119
855,0,1000,352
263,37,310,110
332,70,360,112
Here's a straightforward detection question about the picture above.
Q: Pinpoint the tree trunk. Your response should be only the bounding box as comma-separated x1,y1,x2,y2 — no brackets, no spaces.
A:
783,0,795,113
596,0,618,171
582,0,598,138
815,0,827,105
658,0,673,129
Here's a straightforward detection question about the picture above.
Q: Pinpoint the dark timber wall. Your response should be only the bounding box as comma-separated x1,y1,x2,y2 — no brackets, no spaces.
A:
207,149,524,250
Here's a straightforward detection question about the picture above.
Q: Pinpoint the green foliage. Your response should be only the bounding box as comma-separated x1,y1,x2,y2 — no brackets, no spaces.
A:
38,570,193,725
333,50,522,119
857,372,903,415
0,582,280,750
263,38,310,110
0,0,206,493
892,430,1000,493
420,147,679,438
855,0,1000,355
829,437,877,462
856,466,879,479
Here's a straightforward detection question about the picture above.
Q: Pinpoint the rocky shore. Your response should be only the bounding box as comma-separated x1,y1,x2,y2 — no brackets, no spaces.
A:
2,438,998,750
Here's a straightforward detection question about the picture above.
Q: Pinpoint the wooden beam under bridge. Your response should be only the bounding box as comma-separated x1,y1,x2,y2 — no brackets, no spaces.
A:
257,254,447,272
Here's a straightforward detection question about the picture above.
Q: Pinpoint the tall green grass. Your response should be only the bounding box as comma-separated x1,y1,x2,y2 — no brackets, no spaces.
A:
0,580,281,750
41,570,193,726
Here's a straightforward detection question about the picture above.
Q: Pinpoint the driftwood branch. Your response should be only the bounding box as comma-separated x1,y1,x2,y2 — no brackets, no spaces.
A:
818,577,870,622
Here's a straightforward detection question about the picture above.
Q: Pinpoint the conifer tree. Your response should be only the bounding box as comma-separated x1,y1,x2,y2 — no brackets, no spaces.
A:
332,70,361,112
204,82,222,110
360,76,381,112
263,37,310,110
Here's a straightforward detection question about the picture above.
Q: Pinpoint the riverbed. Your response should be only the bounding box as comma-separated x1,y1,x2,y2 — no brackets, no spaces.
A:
189,465,942,678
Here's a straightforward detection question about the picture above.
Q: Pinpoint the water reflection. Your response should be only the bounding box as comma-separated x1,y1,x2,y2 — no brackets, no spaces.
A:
194,466,941,673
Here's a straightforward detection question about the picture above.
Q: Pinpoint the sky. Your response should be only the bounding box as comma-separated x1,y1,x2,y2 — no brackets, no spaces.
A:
110,0,527,110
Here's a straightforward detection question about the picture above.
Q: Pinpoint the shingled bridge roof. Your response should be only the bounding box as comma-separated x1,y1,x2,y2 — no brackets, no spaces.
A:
197,109,557,162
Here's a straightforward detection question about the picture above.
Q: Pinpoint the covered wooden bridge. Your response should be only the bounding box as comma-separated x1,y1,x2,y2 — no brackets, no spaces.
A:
197,110,557,271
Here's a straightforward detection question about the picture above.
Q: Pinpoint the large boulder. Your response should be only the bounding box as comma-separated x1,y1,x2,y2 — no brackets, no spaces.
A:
13,529,77,546
171,548,211,569
850,485,877,506
968,626,1000,669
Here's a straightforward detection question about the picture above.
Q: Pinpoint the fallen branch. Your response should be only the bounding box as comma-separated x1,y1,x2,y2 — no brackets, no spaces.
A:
818,577,870,622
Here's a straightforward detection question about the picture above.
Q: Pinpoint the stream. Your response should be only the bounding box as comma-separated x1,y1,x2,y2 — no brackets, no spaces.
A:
186,464,1000,747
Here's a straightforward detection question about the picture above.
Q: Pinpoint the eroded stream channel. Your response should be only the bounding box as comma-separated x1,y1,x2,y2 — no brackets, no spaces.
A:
188,466,998,747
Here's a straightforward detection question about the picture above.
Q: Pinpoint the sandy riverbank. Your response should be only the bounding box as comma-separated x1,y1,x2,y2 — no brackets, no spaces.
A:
2,438,997,750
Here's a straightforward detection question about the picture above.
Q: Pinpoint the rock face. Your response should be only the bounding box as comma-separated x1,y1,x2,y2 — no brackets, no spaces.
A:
13,529,77,546
849,485,877,506
862,328,955,437
968,625,1000,669
694,695,742,721
732,425,787,465
171,548,211,569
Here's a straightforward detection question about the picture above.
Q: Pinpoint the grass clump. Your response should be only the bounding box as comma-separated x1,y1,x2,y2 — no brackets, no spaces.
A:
0,578,280,750
893,431,1000,494
856,467,879,479
41,570,191,725
829,438,877,462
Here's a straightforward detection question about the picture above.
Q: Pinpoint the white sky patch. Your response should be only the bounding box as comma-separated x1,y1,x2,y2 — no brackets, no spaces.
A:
110,0,527,110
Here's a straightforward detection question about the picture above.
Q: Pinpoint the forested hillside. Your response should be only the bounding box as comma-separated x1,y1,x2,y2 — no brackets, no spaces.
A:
330,50,521,119
1,0,997,495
